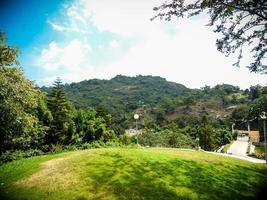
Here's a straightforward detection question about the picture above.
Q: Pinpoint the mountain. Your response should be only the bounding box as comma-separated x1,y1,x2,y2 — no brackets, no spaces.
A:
42,75,258,131
42,75,190,112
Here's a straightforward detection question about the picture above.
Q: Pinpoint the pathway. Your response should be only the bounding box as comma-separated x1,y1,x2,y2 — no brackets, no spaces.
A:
210,135,266,163
227,140,248,157
206,151,266,163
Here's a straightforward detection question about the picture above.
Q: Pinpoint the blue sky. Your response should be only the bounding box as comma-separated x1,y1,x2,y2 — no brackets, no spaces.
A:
1,0,266,89
0,0,65,79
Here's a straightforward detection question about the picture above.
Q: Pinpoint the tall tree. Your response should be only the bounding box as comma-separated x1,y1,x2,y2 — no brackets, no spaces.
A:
198,115,214,151
47,78,72,144
0,32,44,153
153,0,267,73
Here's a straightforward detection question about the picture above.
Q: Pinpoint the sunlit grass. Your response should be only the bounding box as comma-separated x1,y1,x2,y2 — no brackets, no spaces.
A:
1,148,267,200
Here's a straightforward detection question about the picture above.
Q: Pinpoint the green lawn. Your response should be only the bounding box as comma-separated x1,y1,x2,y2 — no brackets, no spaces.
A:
0,148,267,200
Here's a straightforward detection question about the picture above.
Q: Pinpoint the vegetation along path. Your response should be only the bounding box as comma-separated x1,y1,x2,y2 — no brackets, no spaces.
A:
1,148,267,200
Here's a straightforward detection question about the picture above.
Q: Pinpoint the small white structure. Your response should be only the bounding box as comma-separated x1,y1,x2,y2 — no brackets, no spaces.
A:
125,129,138,137
134,114,139,120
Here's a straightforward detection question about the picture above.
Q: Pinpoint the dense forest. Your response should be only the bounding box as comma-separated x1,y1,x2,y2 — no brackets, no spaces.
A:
1,31,267,163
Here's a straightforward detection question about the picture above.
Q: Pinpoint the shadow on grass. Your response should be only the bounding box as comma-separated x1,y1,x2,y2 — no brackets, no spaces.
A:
1,150,267,200
81,151,267,200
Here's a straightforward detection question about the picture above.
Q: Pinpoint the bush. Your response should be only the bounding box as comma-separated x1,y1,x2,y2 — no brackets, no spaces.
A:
0,140,130,164
139,127,197,149
91,141,105,148
0,149,43,164
81,142,92,150
50,144,64,154
119,134,132,145
81,141,104,149
254,152,265,159
252,147,266,159
105,140,122,147
40,145,50,153
65,145,78,151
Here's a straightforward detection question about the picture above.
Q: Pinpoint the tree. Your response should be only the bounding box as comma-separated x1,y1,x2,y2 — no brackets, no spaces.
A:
0,32,44,152
231,105,248,123
37,92,53,129
0,68,45,153
0,32,19,67
249,85,260,100
198,116,214,150
47,78,72,144
214,129,232,146
248,95,267,119
153,0,267,73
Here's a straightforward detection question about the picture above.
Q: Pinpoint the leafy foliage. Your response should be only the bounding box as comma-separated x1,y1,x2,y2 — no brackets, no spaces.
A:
0,67,44,153
139,122,233,151
73,108,116,143
0,32,19,67
0,32,45,154
139,124,197,148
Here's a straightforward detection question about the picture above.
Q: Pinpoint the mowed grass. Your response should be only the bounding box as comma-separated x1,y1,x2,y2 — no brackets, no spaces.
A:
0,148,267,200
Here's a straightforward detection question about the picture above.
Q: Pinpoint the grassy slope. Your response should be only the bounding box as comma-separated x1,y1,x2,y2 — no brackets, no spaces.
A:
0,148,267,200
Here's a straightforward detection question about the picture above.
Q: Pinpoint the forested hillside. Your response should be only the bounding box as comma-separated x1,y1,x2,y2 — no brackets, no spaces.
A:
42,75,189,111
42,75,267,134
41,75,190,131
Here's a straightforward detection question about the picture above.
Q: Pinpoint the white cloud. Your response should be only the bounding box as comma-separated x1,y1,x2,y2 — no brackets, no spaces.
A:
109,40,119,48
48,20,66,32
67,4,87,25
82,0,163,36
37,0,267,89
37,39,91,72
48,2,90,34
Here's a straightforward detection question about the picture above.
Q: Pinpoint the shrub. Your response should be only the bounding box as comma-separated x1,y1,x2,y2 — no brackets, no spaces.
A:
0,149,43,164
105,139,122,147
139,127,197,149
252,147,266,159
254,152,265,159
65,145,78,151
90,141,105,148
50,144,64,154
81,142,92,150
119,134,132,145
